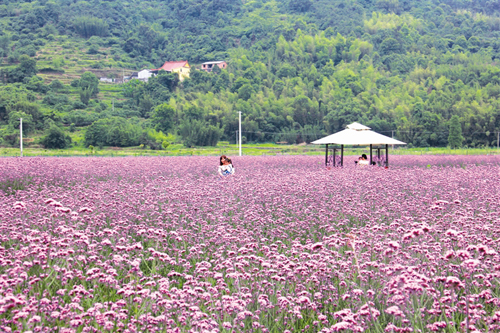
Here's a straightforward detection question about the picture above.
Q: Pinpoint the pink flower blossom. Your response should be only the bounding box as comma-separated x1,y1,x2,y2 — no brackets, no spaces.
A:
385,306,405,317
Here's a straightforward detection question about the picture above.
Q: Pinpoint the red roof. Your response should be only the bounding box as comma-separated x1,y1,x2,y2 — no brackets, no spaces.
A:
155,61,189,71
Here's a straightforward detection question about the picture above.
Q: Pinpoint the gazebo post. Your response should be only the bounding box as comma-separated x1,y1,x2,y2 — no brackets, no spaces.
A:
325,144,329,166
386,144,389,167
370,144,373,165
377,148,381,166
341,145,344,167
333,148,336,167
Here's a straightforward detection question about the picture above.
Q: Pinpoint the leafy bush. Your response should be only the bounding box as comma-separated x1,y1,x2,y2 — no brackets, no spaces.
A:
40,125,72,149
26,76,48,93
84,117,144,147
87,45,99,55
72,101,87,110
42,93,69,106
48,80,65,92
63,110,97,126
79,72,99,96
3,55,37,83
39,67,65,74
0,127,19,146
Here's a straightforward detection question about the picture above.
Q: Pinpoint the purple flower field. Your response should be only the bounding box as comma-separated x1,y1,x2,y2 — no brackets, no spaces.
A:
1,155,499,333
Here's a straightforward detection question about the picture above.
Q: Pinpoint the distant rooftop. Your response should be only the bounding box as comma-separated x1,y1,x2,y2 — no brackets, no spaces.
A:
154,61,189,71
202,61,225,65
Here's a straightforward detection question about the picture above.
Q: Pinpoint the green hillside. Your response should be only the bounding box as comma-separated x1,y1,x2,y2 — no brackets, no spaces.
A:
1,0,500,149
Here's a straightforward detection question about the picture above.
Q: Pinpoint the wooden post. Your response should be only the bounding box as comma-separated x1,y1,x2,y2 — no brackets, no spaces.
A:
386,144,389,167
377,148,381,166
325,144,328,166
333,148,336,167
370,144,373,165
341,145,344,167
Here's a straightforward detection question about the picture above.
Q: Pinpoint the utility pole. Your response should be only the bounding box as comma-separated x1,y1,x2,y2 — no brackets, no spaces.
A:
238,111,242,157
20,118,23,157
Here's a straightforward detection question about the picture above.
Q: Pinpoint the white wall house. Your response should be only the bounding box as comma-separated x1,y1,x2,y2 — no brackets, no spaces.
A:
138,69,154,82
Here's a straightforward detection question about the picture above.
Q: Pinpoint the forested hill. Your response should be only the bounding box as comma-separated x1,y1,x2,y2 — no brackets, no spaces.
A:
1,0,500,149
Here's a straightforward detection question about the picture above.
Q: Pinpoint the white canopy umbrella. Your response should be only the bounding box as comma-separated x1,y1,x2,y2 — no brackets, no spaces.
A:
312,122,406,167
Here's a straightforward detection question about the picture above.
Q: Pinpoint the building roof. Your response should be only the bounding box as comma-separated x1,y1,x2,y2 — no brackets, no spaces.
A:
155,61,189,71
312,122,406,146
346,122,371,130
202,61,225,65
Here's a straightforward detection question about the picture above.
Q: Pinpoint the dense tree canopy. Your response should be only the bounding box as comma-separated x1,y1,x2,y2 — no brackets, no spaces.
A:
0,0,500,148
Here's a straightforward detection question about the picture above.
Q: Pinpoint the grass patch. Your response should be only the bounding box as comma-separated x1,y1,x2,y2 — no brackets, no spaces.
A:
1,145,499,157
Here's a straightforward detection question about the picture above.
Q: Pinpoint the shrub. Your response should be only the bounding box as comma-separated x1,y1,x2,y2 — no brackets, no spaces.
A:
40,125,72,149
48,79,65,91
84,117,144,147
63,110,97,126
87,45,99,55
42,93,69,106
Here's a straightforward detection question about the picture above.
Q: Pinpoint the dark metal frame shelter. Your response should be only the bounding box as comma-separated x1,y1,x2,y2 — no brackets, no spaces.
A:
312,123,407,167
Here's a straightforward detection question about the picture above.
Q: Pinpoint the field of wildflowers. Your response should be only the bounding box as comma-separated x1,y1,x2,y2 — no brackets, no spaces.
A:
1,155,499,333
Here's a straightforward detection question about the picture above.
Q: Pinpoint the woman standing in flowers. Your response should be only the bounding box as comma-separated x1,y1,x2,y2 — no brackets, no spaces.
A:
218,155,235,176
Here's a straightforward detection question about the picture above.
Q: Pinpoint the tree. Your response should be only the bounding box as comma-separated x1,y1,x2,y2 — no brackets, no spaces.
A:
5,55,37,83
291,95,307,127
277,64,297,78
448,115,464,149
79,87,93,105
289,0,312,12
7,101,43,127
79,72,99,97
40,125,72,149
468,36,480,53
454,35,468,49
238,84,254,101
84,118,143,147
139,94,154,117
380,38,402,56
178,119,223,147
106,118,142,146
8,111,34,133
73,16,108,38
155,71,179,91
26,76,48,93
18,55,37,80
151,103,175,133
85,118,112,147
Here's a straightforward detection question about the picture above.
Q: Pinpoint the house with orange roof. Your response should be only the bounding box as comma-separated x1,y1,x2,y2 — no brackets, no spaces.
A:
152,61,190,81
